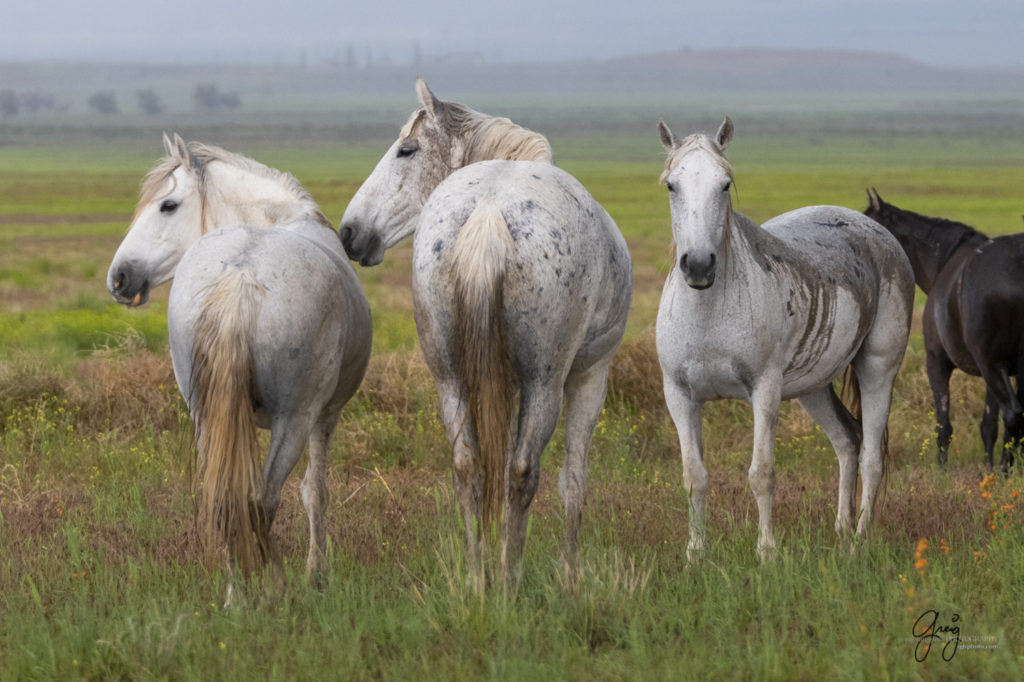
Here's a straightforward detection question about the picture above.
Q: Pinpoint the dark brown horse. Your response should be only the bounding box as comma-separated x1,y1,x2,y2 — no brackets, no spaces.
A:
865,188,1024,471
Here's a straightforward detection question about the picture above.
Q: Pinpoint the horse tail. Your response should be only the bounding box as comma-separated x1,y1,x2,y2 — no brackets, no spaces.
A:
190,268,267,573
451,201,516,531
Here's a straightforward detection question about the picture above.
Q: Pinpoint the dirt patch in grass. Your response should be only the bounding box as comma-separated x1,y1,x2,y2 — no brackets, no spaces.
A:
0,213,131,225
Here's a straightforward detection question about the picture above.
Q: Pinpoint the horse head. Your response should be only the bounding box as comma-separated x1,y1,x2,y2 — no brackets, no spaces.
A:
340,79,552,267
339,79,456,266
107,133,206,306
658,117,734,290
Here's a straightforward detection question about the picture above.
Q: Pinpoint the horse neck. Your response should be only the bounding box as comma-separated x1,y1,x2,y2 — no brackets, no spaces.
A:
885,210,986,293
721,210,766,285
203,162,325,233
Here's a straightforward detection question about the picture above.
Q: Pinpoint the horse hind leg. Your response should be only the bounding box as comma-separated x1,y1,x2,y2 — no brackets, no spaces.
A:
994,365,1022,474
503,382,562,588
850,350,903,538
261,416,314,577
559,359,612,580
797,384,860,537
301,416,340,587
925,348,956,466
976,363,1021,473
435,380,486,583
980,391,999,471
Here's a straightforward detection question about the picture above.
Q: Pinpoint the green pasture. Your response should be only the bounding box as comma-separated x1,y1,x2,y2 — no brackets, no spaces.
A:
2,120,1023,679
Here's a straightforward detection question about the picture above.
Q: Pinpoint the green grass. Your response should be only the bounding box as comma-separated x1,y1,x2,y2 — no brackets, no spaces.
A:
3,119,1024,679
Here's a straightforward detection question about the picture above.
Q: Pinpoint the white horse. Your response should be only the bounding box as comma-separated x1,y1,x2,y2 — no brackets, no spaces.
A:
656,118,914,560
340,80,632,584
108,134,371,584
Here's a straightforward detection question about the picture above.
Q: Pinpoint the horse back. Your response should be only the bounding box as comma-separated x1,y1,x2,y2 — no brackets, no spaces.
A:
955,235,1024,370
757,206,914,390
413,160,632,384
169,224,371,420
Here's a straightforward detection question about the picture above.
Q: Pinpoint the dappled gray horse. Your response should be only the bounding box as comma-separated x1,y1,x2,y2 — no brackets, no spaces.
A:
341,80,632,584
656,119,913,559
108,134,371,585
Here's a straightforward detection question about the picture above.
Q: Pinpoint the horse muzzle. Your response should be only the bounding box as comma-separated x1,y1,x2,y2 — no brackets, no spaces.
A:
339,221,384,267
108,264,151,307
680,251,717,290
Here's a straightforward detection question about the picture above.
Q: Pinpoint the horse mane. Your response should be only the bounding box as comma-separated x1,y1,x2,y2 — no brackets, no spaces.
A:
876,196,987,242
136,141,332,233
404,100,553,165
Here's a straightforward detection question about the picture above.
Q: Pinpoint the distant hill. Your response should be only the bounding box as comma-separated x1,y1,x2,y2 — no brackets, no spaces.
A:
1,47,1022,146
3,47,1022,98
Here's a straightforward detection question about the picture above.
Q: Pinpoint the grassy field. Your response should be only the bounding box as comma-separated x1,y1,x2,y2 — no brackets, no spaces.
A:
2,117,1024,680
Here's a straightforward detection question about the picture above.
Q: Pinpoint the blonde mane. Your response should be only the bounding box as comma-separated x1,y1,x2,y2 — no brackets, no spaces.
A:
136,141,332,232
403,100,553,165
660,133,734,185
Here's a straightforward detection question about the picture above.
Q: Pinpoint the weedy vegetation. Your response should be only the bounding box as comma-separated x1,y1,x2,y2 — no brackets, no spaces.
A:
2,104,1024,680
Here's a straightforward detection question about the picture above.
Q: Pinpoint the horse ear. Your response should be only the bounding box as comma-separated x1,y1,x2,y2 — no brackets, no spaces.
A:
170,133,191,169
871,187,885,210
715,116,734,150
866,188,879,212
657,119,678,152
162,132,175,157
415,78,442,120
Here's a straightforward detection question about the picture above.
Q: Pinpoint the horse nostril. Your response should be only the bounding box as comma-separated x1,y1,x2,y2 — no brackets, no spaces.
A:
114,272,125,290
680,253,688,271
340,225,353,246
708,253,716,269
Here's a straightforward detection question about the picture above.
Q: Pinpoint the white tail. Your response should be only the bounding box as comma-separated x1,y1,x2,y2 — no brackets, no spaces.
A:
190,269,267,572
451,202,516,530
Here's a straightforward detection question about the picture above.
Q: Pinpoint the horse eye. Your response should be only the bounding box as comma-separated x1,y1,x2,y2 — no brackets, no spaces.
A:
723,181,732,193
666,182,677,193
396,144,418,158
160,199,179,214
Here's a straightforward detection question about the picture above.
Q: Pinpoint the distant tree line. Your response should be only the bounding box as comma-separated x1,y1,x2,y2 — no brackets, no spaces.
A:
0,89,60,117
0,84,242,118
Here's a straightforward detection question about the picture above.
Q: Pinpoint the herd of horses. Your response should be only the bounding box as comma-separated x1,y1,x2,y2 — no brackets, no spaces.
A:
106,79,1024,596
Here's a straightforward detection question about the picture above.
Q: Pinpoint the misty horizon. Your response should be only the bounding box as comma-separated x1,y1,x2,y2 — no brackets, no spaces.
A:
4,1,1024,70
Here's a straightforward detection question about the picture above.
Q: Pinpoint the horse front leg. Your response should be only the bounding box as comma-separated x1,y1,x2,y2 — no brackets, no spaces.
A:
664,379,707,562
503,383,561,589
749,378,782,561
559,359,612,580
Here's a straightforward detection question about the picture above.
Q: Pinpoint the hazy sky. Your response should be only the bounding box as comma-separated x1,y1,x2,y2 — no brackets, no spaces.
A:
3,0,1022,68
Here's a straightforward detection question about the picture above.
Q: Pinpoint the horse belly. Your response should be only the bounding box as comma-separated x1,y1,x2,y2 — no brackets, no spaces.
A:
780,286,867,397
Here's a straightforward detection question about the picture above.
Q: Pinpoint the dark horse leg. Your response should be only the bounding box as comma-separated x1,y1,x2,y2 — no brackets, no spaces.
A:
925,346,956,466
978,364,1022,474
980,391,999,470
